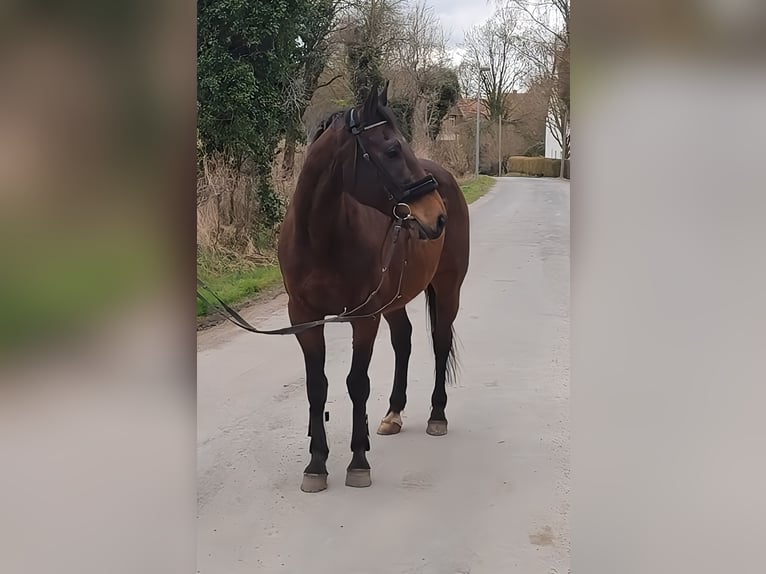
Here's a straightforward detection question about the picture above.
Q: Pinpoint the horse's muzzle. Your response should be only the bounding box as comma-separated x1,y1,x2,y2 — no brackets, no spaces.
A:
413,213,446,240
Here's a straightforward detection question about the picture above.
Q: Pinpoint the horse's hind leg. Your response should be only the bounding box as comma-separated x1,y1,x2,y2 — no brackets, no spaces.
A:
345,316,381,487
425,280,460,436
291,302,330,493
377,308,412,435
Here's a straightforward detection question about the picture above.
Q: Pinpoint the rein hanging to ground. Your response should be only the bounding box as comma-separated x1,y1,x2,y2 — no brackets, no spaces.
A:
196,217,409,336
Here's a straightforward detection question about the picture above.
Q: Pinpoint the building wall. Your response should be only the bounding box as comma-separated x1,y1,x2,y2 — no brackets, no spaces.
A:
545,110,563,159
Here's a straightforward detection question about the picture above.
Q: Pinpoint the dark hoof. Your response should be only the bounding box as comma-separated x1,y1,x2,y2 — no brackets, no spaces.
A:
426,420,448,436
301,473,328,493
345,469,372,488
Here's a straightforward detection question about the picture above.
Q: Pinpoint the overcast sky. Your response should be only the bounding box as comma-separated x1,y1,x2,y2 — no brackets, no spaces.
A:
432,0,497,63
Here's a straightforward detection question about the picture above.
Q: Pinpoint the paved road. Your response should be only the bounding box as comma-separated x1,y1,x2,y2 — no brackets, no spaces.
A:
197,177,570,574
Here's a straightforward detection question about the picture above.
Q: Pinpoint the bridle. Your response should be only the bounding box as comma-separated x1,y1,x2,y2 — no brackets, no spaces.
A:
346,107,438,220
196,106,439,336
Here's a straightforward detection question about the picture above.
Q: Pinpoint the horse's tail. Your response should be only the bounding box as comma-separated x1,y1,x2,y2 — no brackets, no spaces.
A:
425,284,459,386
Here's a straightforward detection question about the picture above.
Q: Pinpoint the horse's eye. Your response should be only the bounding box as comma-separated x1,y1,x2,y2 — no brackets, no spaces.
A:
385,144,400,158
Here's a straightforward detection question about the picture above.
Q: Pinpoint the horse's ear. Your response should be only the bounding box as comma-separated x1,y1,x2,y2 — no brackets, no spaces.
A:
363,80,379,122
378,80,390,107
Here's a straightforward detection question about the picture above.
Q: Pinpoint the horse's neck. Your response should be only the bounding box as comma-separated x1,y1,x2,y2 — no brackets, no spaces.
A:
297,192,382,271
292,171,346,254
291,134,379,263
288,144,334,228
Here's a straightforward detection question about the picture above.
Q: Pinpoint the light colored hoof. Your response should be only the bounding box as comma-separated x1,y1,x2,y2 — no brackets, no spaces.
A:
377,412,403,435
345,469,372,488
301,473,328,493
426,420,448,436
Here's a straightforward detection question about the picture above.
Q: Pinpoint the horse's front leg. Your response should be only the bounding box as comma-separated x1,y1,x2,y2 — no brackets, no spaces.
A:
376,308,412,435
345,316,381,487
291,301,330,493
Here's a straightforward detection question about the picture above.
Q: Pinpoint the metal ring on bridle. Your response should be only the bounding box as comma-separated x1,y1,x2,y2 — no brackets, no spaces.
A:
393,202,412,220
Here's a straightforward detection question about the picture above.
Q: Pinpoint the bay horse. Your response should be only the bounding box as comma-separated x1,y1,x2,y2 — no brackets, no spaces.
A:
277,81,470,492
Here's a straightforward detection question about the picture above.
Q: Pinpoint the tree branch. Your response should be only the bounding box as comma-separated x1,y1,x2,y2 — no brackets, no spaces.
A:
315,74,344,89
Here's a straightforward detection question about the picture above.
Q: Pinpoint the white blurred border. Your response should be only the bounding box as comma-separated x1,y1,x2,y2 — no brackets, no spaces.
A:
574,56,766,573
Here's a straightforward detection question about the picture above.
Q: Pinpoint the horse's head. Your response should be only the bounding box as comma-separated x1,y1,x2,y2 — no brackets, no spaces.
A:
341,81,447,240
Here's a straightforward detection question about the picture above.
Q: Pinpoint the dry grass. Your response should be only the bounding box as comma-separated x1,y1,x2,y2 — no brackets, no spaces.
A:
272,142,307,201
430,140,470,178
197,147,301,318
197,155,259,253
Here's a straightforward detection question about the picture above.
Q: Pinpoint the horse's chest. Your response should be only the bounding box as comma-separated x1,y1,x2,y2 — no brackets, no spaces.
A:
397,237,443,296
293,233,443,315
297,269,369,315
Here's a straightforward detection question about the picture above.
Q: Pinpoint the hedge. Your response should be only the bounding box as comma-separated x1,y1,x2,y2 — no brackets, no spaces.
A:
508,156,570,179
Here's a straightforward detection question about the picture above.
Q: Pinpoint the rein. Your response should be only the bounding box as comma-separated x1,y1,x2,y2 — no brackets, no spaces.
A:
196,217,409,336
196,105,435,336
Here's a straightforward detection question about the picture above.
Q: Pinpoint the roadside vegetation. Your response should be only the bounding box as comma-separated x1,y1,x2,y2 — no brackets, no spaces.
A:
460,175,496,205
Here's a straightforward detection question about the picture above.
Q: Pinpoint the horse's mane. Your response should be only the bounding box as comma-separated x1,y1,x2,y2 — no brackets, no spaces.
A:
309,110,345,144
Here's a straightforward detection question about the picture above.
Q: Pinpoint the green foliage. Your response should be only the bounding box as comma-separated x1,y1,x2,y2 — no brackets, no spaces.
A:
197,251,282,316
385,69,460,143
388,98,415,141
197,0,334,226
426,68,460,140
255,172,285,227
347,41,385,105
197,0,293,160
283,0,337,145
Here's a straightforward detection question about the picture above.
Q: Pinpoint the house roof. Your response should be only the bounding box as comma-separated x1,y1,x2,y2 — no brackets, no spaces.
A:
449,91,537,120
448,98,488,119
455,98,481,118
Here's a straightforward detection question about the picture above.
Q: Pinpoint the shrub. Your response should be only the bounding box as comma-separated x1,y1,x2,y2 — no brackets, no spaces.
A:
523,142,545,157
508,156,570,179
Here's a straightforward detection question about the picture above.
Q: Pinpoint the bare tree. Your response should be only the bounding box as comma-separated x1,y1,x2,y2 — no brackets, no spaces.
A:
281,0,346,179
342,0,407,103
545,40,569,174
501,0,569,176
390,1,451,144
281,0,415,179
392,0,447,87
461,6,529,121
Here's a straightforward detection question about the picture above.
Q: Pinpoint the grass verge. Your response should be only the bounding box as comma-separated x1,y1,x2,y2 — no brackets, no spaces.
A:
197,175,497,318
460,174,496,204
197,255,282,317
